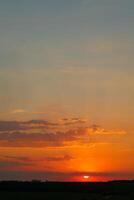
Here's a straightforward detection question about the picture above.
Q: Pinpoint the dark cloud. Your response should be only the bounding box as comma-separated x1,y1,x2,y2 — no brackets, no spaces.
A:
0,121,25,131
0,154,49,171
0,120,58,132
60,118,87,125
0,154,73,171
0,128,84,147
2,155,31,162
0,120,126,147
90,124,100,131
0,160,32,168
0,155,33,169
24,120,58,126
46,155,73,162
0,118,87,132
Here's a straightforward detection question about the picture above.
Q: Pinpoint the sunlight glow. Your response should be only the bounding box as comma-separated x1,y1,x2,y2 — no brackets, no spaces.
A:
83,175,89,180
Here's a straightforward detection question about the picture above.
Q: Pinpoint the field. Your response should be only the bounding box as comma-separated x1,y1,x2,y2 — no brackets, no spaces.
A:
0,191,132,200
0,181,133,200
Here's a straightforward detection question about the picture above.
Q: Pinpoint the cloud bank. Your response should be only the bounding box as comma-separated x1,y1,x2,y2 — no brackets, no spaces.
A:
0,119,126,148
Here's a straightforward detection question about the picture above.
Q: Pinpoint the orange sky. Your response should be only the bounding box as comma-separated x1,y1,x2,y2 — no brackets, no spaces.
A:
0,119,133,181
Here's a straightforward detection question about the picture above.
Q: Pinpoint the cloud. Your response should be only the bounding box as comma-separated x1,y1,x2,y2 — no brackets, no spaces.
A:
0,121,26,131
0,118,87,132
2,155,31,162
46,155,73,162
0,120,58,132
11,109,27,114
0,154,73,171
0,160,31,168
86,126,126,135
0,119,127,147
60,118,87,125
0,155,33,169
25,119,58,126
0,129,81,147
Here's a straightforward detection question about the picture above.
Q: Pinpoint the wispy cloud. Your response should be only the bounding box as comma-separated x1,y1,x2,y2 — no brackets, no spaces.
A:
0,155,33,170
59,118,87,125
45,155,73,162
11,109,27,114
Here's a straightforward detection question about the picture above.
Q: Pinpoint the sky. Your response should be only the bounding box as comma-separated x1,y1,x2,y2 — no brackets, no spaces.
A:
0,0,134,181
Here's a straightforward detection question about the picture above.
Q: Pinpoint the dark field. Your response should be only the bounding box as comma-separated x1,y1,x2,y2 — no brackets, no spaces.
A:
0,191,132,200
0,181,133,200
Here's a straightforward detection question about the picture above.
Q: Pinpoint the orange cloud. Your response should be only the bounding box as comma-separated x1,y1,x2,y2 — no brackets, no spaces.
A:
11,109,27,114
0,119,127,148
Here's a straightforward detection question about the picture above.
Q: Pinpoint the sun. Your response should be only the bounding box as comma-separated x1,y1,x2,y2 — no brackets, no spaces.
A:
83,175,90,180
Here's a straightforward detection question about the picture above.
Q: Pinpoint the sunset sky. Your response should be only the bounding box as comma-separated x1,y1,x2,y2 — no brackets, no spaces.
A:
0,0,134,181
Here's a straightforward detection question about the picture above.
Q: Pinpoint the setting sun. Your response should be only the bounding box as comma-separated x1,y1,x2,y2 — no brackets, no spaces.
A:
83,176,90,180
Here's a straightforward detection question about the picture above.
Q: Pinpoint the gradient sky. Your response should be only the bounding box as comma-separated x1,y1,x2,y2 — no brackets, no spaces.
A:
0,0,134,181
